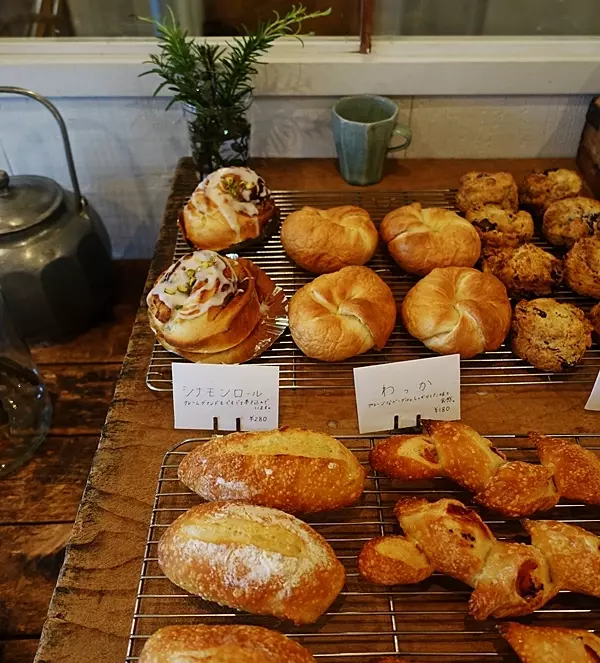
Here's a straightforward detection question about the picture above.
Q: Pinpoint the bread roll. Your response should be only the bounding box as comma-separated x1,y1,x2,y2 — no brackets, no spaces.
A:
289,266,397,362
564,235,600,298
520,168,582,215
178,427,365,513
280,205,378,274
147,251,260,353
542,196,600,247
180,167,277,251
466,205,534,248
401,267,512,358
380,203,480,276
456,171,518,213
158,502,345,624
139,625,315,663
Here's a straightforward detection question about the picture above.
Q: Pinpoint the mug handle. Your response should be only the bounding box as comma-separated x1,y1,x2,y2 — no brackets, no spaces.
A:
388,124,412,152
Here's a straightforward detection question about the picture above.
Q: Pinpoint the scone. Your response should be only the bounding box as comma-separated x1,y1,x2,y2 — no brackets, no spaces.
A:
380,203,480,276
519,168,582,215
589,302,600,336
280,205,378,274
466,205,534,248
180,167,277,251
542,196,600,248
511,298,593,371
564,235,600,298
482,243,564,298
456,171,518,213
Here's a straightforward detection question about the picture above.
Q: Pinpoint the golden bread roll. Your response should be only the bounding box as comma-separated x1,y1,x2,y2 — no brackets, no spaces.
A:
401,267,512,358
158,502,345,624
139,625,315,663
542,196,600,247
180,167,277,251
178,427,365,513
147,251,260,353
357,535,434,586
499,622,600,663
289,266,397,362
520,168,583,216
380,203,480,276
564,235,600,298
466,205,534,248
456,171,518,213
280,205,378,274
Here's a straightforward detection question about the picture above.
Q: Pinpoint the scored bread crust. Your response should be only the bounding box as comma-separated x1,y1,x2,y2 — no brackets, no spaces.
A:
138,624,316,663
280,205,378,274
401,267,512,359
158,502,345,624
380,203,480,276
178,427,366,513
289,266,397,362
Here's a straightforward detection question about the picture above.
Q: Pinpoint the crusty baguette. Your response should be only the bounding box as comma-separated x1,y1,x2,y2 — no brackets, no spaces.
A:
158,502,345,624
139,624,315,662
178,428,365,513
499,623,600,663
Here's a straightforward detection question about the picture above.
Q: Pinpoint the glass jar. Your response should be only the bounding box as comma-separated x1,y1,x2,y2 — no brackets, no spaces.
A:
0,291,52,477
183,101,251,178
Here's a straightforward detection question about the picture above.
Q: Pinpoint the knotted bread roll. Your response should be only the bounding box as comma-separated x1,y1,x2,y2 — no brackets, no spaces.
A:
380,203,481,276
289,266,397,362
401,266,511,358
281,205,378,274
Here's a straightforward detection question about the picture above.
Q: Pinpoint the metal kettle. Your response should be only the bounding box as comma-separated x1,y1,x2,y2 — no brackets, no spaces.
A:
0,87,114,342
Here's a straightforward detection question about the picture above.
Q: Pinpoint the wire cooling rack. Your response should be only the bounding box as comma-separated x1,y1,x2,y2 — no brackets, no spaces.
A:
126,434,600,662
146,190,600,391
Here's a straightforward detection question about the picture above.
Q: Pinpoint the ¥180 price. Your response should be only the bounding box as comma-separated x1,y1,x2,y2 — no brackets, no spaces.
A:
434,406,451,414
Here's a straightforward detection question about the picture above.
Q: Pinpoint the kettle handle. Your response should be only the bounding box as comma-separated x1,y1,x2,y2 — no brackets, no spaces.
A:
0,86,82,214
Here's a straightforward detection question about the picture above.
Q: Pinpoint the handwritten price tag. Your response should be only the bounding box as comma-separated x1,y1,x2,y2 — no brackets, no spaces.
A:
585,370,600,411
353,355,461,434
172,364,279,431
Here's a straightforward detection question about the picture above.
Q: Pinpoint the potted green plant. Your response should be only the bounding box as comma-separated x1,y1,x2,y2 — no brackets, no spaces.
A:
140,5,330,176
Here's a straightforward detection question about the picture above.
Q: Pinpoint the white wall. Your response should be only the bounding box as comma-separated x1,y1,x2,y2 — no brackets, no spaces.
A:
0,94,591,258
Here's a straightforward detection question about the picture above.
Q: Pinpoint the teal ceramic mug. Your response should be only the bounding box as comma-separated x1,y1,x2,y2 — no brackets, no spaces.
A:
332,95,412,186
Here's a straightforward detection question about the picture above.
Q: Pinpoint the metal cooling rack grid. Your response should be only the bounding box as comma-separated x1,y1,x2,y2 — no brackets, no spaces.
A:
146,190,600,391
126,434,600,662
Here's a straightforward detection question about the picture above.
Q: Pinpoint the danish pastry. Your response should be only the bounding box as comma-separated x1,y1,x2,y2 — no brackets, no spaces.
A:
520,168,582,215
380,203,480,276
180,167,277,251
288,266,396,362
280,205,378,274
564,235,600,298
456,171,518,213
482,243,564,298
401,267,511,358
511,298,592,371
466,205,534,248
542,196,600,247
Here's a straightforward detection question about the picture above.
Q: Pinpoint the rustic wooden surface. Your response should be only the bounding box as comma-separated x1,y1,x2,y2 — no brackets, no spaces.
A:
0,260,148,663
33,158,600,663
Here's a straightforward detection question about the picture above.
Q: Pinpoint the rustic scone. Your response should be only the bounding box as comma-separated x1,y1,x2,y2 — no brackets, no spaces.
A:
511,298,593,371
280,205,378,274
482,243,564,298
466,205,534,248
178,427,365,513
158,502,345,624
139,624,316,662
357,535,434,586
401,267,511,358
289,266,396,362
456,171,518,213
542,196,600,247
589,301,600,335
519,168,582,216
380,203,480,276
564,235,600,298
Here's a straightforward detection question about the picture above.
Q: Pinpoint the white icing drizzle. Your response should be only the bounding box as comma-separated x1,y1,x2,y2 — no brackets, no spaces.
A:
148,250,238,321
188,167,271,241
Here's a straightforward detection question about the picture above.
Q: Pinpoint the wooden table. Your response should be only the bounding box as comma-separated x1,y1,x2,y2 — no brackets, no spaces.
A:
33,158,600,662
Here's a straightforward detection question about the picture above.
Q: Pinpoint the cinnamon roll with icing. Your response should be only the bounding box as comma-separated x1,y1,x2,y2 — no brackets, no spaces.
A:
147,250,261,354
180,167,277,251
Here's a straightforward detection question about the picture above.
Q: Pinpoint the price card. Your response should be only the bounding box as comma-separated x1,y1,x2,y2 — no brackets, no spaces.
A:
585,370,600,411
172,363,279,431
353,355,461,434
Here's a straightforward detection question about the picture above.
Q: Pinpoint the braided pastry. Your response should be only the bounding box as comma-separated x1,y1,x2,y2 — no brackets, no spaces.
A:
357,497,600,620
499,623,600,663
370,420,600,517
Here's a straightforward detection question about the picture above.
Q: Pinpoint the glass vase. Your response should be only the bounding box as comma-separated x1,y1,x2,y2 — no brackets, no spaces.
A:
183,102,251,178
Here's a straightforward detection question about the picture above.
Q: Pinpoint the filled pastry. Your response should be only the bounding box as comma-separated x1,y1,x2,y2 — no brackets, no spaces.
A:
542,196,600,247
180,166,277,251
456,171,518,213
466,204,534,248
519,168,582,216
380,203,480,276
280,205,378,274
564,235,600,298
511,298,592,371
